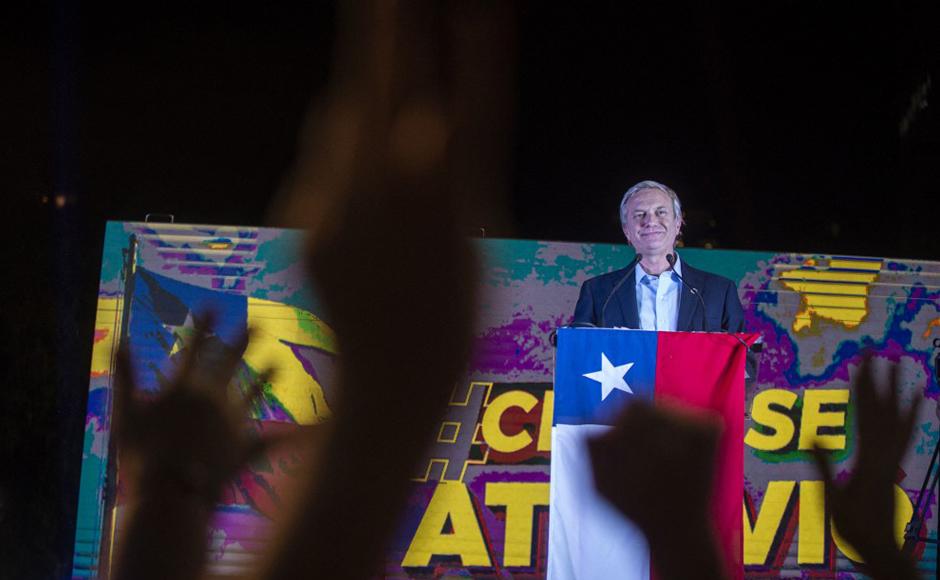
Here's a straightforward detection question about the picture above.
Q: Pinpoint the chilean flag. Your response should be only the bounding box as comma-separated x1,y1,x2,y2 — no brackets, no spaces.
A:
548,328,756,580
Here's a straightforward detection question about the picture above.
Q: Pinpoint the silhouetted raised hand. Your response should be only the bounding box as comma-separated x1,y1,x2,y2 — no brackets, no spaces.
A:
111,316,274,580
588,400,728,580
253,2,486,579
812,356,921,580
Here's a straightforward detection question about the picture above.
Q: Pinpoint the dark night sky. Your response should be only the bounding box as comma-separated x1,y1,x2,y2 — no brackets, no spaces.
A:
1,2,938,576
512,3,938,258
10,3,940,256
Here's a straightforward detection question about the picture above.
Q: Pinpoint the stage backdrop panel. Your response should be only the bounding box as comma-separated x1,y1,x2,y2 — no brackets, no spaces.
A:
73,221,940,578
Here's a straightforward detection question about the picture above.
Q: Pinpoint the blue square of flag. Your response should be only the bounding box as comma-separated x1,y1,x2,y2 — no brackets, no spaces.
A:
553,327,657,426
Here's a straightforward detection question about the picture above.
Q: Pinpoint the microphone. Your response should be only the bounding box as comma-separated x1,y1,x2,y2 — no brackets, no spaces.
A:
599,253,642,328
554,254,638,345
666,253,708,331
549,321,597,347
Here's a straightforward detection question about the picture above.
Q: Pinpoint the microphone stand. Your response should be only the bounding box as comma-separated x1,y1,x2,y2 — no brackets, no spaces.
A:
902,434,940,577
550,253,642,346
600,253,642,328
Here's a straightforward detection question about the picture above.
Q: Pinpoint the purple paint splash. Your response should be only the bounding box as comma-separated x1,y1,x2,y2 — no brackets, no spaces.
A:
746,312,798,389
471,314,568,379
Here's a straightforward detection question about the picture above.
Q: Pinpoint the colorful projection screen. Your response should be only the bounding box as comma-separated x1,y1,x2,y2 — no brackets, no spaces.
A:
73,221,940,578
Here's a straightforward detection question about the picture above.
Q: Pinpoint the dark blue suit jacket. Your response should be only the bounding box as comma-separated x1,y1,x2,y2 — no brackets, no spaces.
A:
572,261,746,332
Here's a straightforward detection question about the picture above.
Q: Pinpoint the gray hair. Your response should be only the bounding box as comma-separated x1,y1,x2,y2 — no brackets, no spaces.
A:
619,180,683,228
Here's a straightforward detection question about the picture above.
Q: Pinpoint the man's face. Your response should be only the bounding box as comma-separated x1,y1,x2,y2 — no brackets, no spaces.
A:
621,188,682,256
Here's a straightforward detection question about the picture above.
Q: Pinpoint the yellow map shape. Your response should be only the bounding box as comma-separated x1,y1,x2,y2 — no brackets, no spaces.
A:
779,258,881,332
244,297,337,425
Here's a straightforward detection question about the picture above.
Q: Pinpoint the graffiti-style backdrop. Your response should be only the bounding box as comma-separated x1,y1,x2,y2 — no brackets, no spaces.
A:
73,221,939,578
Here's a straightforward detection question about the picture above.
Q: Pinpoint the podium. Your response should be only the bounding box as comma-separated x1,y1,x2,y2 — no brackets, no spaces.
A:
547,327,757,580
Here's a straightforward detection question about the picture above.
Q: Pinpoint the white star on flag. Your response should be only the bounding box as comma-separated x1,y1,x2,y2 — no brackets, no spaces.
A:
583,353,634,401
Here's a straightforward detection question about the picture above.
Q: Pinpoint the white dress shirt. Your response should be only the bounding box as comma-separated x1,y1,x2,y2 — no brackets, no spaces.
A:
634,256,682,331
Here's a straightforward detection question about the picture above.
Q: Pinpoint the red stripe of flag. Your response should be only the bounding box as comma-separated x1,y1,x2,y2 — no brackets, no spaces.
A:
655,332,759,580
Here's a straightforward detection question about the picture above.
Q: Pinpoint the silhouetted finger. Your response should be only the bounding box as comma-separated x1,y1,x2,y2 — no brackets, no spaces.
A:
899,391,923,456
586,436,616,500
242,368,275,416
853,356,878,423
207,327,252,394
886,362,901,409
176,311,216,389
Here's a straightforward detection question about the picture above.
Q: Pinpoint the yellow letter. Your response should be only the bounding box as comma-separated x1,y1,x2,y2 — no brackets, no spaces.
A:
537,390,554,452
798,481,826,564
745,390,798,451
481,390,538,453
402,481,492,567
798,389,849,450
833,484,915,562
743,481,796,565
485,482,550,567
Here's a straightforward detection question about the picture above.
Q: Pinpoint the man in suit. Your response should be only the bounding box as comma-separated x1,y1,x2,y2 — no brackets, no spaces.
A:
572,180,745,332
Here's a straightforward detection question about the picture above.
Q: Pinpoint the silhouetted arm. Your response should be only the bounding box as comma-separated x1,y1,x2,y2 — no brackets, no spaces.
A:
588,401,728,580
111,321,276,580
812,357,921,580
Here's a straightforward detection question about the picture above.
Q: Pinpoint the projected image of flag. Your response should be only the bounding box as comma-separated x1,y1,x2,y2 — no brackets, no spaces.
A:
548,328,754,580
128,267,249,392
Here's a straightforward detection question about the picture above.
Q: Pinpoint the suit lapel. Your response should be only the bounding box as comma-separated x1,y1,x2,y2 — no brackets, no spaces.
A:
676,262,704,331
614,267,639,328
